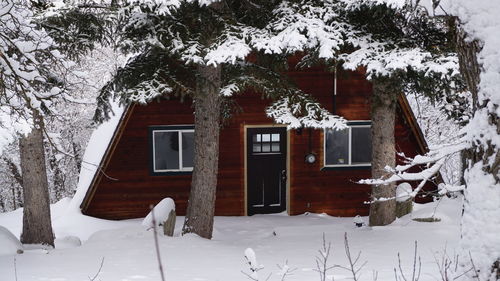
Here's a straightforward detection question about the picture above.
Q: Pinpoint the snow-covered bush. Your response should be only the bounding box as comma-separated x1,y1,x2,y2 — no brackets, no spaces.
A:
0,226,23,256
142,198,176,229
396,183,413,202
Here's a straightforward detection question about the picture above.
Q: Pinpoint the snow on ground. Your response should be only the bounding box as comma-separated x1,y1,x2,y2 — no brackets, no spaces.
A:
0,225,23,256
0,197,461,281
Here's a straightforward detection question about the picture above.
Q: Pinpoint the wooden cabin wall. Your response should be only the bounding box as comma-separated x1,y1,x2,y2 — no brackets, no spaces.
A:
285,68,370,216
83,67,435,220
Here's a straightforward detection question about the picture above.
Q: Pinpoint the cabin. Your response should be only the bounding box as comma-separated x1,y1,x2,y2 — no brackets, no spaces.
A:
80,65,435,220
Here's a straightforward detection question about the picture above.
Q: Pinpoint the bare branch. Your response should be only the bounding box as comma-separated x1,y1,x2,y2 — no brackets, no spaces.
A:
13,257,18,281
343,233,365,281
88,257,105,281
468,252,481,281
151,205,166,281
313,233,338,281
395,241,421,281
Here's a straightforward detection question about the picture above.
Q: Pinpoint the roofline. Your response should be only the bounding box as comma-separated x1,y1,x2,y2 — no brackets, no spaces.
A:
397,93,444,185
397,93,429,154
80,103,136,213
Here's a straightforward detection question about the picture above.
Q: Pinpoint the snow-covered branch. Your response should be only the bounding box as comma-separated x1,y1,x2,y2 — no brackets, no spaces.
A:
267,95,346,130
0,0,80,151
359,137,468,199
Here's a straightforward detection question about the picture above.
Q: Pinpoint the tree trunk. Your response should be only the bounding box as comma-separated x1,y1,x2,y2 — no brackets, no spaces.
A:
369,78,397,226
72,141,82,173
19,110,54,247
3,156,23,209
12,186,16,210
455,20,500,280
163,209,176,237
182,64,222,239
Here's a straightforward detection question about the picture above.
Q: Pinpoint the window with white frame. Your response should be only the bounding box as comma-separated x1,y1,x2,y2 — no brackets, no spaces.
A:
324,122,372,167
151,126,194,172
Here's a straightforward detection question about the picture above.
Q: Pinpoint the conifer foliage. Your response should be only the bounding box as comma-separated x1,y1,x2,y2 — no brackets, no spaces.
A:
251,1,461,226
96,0,345,238
338,2,461,226
94,0,464,236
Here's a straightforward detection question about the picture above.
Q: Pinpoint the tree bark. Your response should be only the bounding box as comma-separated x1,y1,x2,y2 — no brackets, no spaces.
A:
182,64,222,239
19,110,54,247
163,209,176,237
369,78,397,226
3,156,23,209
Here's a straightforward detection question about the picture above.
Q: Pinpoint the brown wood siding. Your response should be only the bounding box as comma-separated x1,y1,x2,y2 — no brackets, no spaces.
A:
287,68,372,216
83,68,436,220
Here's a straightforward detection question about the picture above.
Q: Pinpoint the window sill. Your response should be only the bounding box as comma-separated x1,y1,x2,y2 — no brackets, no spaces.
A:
151,171,193,176
321,166,371,171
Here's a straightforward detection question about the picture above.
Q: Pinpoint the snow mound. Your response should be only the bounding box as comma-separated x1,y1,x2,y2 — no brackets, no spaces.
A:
0,225,23,256
396,182,412,202
54,235,82,249
142,198,175,228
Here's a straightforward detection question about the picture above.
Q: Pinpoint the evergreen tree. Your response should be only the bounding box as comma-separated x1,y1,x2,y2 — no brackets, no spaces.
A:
342,2,460,226
335,1,499,276
95,0,344,239
272,0,461,226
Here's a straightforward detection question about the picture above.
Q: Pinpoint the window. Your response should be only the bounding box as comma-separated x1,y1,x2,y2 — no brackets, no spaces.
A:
252,133,281,154
151,126,194,173
324,122,372,167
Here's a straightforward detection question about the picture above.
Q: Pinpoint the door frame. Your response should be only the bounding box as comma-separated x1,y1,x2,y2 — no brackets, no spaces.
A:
244,124,290,216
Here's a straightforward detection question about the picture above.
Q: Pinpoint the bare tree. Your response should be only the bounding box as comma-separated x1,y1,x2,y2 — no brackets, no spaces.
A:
394,241,421,281
314,233,337,281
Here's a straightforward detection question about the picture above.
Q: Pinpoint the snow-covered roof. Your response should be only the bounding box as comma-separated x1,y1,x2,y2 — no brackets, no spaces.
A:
69,103,126,213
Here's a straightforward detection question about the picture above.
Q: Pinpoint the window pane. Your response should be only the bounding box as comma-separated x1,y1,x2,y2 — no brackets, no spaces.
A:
154,131,179,170
262,143,271,152
253,144,261,152
182,132,194,168
262,134,270,142
325,129,349,165
253,134,261,142
271,134,280,142
351,127,371,164
271,142,280,152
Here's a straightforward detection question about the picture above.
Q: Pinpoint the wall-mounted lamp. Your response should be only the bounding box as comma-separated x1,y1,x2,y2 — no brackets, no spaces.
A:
305,153,316,164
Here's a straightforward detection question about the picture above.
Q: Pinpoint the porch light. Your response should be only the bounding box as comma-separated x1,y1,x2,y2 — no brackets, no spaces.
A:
305,153,316,164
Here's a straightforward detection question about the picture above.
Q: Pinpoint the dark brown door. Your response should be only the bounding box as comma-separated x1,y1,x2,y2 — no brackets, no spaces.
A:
247,127,287,215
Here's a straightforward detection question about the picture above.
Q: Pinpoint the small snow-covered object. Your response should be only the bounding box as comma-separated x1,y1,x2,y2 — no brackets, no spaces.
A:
396,182,412,202
0,226,23,256
277,260,292,279
353,215,364,227
244,247,263,280
142,198,176,229
244,248,259,269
